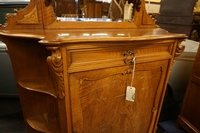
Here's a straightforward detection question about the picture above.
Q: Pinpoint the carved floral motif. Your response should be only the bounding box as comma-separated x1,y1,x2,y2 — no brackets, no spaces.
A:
47,47,65,99
122,50,137,64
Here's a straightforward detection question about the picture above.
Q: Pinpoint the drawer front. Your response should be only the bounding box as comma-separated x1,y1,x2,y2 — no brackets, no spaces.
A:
66,41,174,73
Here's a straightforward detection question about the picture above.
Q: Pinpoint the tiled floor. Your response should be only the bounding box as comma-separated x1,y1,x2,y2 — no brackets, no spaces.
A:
0,95,184,133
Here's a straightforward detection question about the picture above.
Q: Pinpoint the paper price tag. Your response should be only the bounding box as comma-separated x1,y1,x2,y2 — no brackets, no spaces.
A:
126,86,135,102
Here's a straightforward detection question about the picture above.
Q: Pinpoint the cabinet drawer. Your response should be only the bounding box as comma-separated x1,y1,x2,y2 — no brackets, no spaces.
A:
67,42,173,73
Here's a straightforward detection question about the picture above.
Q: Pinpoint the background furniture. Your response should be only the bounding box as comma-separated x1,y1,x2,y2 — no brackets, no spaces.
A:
0,0,29,24
0,0,186,132
0,0,29,97
0,41,17,97
177,41,200,133
168,39,199,103
156,0,197,38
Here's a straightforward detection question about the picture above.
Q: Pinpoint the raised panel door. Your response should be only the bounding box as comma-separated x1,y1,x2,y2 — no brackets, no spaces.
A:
69,60,169,133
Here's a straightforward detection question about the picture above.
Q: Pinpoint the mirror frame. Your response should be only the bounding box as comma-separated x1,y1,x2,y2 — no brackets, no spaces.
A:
0,0,156,29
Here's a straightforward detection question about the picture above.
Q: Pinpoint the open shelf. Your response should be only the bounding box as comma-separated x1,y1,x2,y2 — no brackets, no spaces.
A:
18,76,57,98
26,112,60,133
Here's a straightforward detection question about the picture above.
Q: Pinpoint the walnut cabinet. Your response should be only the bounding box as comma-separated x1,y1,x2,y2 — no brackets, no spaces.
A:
0,0,186,132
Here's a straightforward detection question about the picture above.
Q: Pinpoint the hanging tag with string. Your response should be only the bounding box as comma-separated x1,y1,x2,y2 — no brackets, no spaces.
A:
126,57,136,102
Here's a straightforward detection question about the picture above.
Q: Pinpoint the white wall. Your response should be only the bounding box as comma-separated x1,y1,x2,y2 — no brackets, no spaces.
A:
145,2,160,14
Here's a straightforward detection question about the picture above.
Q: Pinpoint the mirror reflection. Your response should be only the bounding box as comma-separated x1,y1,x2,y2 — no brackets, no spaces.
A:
0,0,161,23
145,0,160,19
52,0,138,22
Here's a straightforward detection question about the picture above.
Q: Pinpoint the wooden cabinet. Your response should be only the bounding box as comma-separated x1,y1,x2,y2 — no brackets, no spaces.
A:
177,44,200,133
1,30,185,133
0,0,186,133
61,40,175,133
0,30,186,133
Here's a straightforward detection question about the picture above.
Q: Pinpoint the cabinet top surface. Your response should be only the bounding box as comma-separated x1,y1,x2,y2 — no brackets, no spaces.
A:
0,28,186,45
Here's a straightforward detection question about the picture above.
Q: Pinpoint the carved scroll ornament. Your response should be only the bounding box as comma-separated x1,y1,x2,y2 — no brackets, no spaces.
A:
47,47,65,99
175,40,185,57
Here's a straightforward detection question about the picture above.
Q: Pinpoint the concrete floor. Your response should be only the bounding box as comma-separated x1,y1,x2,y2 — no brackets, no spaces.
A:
0,97,27,133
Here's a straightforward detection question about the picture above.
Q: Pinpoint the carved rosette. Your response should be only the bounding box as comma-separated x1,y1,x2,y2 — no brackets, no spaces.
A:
47,47,65,99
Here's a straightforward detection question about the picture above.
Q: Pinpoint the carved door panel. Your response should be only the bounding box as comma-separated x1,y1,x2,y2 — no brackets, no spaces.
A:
69,60,169,133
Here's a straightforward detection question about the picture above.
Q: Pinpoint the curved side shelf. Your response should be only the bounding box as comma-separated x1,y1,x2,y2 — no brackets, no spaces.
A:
26,112,60,133
18,76,57,98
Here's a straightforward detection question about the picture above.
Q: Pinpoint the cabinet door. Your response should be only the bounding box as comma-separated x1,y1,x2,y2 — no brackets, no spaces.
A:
177,46,200,133
69,60,169,133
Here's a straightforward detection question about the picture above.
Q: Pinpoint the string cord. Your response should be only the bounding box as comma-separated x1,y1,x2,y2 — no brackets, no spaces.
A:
130,57,136,87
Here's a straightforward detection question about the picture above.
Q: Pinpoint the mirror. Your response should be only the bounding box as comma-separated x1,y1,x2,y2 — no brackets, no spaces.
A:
0,0,156,29
49,0,141,22
144,0,160,19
